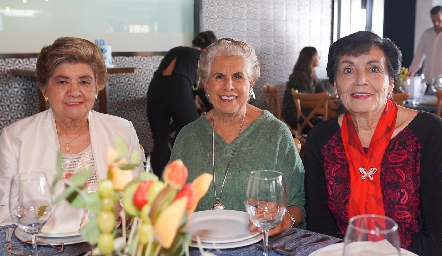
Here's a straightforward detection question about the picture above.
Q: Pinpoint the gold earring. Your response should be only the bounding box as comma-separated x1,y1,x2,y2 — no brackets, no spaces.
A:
44,96,48,101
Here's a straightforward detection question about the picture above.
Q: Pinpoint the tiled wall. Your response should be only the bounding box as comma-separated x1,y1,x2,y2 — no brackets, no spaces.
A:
0,0,332,153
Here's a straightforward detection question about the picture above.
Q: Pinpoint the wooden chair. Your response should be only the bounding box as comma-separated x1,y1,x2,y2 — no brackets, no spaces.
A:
436,90,442,116
291,89,330,137
392,92,409,106
262,83,282,120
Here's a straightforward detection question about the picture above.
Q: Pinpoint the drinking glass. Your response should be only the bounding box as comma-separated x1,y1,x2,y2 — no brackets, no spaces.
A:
343,214,401,256
244,170,287,256
9,172,54,256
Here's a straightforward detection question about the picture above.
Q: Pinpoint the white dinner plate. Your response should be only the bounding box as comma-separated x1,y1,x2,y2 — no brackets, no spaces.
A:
38,231,81,238
184,210,259,244
189,233,263,249
15,228,86,245
309,242,419,256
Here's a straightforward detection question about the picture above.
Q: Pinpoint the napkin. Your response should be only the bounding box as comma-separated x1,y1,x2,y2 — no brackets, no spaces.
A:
310,240,418,256
41,201,87,234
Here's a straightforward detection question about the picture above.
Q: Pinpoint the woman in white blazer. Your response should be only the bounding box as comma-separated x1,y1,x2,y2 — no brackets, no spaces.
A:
0,37,143,233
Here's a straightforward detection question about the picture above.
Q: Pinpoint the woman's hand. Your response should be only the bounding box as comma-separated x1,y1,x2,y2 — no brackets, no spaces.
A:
249,206,302,236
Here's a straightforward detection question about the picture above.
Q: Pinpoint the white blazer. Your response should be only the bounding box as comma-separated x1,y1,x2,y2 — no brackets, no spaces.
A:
0,109,143,227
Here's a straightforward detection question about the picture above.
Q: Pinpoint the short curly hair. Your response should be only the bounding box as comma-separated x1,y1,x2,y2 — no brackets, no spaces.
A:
197,38,260,83
326,31,402,84
35,37,108,93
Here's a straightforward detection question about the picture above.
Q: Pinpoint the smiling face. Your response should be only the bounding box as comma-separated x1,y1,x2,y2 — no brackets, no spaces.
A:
203,56,255,116
44,62,97,123
334,47,393,116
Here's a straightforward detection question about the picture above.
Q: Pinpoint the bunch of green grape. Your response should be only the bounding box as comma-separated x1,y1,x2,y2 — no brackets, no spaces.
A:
97,179,118,254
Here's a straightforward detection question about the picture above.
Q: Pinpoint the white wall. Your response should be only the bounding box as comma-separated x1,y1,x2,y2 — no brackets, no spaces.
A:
414,0,442,52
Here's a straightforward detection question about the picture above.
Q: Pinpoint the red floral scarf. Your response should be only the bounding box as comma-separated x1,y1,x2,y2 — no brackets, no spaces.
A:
341,99,397,218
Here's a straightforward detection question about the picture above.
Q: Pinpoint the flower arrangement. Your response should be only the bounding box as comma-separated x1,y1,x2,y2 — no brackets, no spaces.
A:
394,67,412,92
52,137,212,256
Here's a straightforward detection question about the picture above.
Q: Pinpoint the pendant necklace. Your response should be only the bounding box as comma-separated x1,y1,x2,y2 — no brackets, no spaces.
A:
211,113,246,210
57,122,89,152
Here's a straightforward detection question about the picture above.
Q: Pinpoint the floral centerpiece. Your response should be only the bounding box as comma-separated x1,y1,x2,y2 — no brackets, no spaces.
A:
394,67,411,92
52,137,212,255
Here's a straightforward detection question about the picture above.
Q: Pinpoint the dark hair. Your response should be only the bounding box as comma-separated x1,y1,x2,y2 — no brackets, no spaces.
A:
290,46,318,85
326,31,402,84
35,37,108,93
192,31,217,50
430,6,442,15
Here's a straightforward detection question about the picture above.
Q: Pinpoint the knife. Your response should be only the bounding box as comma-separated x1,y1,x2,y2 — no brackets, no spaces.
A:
5,227,13,256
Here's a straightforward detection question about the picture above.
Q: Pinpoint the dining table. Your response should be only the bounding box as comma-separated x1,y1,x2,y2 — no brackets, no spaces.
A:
0,224,342,256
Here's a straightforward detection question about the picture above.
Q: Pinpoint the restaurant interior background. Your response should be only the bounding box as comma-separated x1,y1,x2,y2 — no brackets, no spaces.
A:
0,0,440,153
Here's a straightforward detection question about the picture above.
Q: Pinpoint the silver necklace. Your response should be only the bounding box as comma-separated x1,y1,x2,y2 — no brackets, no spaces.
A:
211,114,246,210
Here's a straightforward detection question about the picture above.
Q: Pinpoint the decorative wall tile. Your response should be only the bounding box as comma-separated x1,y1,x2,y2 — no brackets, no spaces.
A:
1,0,332,154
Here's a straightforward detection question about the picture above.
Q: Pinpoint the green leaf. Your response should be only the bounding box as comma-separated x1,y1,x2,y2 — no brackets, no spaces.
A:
115,136,128,158
160,231,190,256
118,163,139,170
130,150,141,165
52,151,63,193
54,185,77,204
66,189,87,208
68,169,94,187
85,192,101,214
81,217,100,244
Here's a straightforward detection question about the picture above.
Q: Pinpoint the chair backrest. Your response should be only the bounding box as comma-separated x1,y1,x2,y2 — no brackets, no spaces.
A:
436,90,442,116
291,89,330,136
263,83,282,120
392,92,409,106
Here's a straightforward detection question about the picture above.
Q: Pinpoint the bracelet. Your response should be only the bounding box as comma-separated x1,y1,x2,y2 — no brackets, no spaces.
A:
286,210,296,227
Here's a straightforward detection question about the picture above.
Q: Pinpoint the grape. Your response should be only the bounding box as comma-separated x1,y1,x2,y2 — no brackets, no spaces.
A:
137,222,153,244
101,197,114,211
140,205,151,223
97,210,115,233
98,233,114,255
148,181,165,204
98,179,114,199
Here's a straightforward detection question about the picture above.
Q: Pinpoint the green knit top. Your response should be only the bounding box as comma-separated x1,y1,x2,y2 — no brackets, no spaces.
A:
170,110,306,226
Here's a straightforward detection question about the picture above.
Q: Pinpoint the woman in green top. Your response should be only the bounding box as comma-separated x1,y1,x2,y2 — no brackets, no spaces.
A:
170,38,305,235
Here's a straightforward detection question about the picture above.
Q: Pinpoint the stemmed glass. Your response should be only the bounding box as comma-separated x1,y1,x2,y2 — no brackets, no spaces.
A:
343,214,401,256
244,170,287,256
9,172,54,256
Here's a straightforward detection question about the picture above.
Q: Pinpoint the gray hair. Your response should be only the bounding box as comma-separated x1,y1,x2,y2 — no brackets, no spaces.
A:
197,38,260,82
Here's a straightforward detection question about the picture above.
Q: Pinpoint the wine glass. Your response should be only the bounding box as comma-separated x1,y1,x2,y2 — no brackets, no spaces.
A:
343,214,401,256
9,172,54,256
244,170,287,256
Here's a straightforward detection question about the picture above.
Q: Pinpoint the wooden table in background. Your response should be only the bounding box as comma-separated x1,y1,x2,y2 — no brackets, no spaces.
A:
10,67,135,114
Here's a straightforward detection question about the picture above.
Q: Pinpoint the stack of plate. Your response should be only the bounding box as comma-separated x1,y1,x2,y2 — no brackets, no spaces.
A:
15,228,86,245
184,210,263,249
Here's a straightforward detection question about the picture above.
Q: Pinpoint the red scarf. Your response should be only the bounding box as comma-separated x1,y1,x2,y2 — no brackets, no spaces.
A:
341,99,397,218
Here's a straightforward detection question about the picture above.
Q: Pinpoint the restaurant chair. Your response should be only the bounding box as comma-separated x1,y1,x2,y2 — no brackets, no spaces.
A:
392,92,409,106
262,83,297,135
291,89,329,137
436,90,442,116
262,83,282,120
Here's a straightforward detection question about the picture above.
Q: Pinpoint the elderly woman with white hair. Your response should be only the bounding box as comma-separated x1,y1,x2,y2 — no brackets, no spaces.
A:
170,38,305,235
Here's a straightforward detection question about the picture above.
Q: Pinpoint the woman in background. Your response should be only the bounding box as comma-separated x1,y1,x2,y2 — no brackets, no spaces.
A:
146,31,217,177
282,46,344,129
0,37,143,232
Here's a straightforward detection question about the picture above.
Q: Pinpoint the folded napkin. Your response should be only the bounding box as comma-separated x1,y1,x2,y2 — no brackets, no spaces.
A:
41,201,87,234
311,240,418,256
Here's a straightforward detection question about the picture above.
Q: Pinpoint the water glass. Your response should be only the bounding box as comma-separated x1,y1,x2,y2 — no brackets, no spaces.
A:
9,172,54,256
244,170,287,256
343,214,401,256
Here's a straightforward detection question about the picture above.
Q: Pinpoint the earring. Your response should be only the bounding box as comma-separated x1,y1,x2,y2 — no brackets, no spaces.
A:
388,92,393,99
44,96,48,101
205,93,210,101
95,94,98,100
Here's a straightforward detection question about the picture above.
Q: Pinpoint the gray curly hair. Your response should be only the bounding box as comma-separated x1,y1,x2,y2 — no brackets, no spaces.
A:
197,38,260,83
